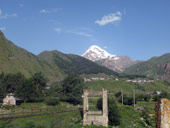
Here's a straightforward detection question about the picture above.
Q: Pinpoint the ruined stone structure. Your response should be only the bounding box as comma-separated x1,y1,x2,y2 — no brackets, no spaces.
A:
155,98,170,128
83,88,108,127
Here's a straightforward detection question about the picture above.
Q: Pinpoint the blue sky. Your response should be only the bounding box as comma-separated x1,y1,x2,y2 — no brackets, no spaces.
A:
0,0,170,60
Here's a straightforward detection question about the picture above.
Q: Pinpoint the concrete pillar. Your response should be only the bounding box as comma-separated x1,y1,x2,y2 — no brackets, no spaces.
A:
102,88,108,127
83,89,88,125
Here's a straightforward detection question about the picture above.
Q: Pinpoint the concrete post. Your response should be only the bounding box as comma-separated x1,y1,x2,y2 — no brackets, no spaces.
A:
102,88,108,127
83,89,88,125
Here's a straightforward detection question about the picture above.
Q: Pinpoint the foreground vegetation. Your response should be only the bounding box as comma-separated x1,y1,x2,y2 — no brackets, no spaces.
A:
0,72,170,127
0,100,156,128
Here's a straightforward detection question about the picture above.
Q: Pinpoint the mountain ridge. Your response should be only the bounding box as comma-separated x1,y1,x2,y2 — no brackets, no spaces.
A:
38,50,120,76
82,45,139,72
124,53,170,82
0,31,65,83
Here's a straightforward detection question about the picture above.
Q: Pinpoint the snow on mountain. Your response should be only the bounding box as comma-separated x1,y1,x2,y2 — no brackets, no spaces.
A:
82,45,119,61
82,45,139,72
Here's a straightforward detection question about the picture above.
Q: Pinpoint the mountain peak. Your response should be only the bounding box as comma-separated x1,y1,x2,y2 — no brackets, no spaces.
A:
82,45,116,61
82,45,138,72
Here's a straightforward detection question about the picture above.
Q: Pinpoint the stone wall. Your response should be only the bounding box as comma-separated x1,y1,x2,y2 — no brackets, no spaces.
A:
155,98,170,128
83,88,108,127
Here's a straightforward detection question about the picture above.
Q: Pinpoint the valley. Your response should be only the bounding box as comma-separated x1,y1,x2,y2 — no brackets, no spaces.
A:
0,30,170,127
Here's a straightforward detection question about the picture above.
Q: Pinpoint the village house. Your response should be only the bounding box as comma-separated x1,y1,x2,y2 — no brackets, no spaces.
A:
3,93,16,106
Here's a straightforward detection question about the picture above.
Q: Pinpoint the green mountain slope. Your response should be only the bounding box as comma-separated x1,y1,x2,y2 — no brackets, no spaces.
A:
0,31,64,82
38,50,120,76
124,53,170,81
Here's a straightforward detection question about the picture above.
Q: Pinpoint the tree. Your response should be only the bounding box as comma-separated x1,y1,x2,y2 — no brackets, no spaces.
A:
16,79,37,102
30,72,47,92
108,98,121,126
97,97,121,126
0,72,25,98
16,73,47,102
61,74,84,105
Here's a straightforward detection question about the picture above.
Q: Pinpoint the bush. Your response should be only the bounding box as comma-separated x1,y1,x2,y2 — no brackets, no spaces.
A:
1,105,14,110
160,91,170,99
108,98,121,126
144,95,151,102
153,95,160,101
136,94,145,101
97,97,121,126
45,97,60,106
115,91,121,98
118,95,136,105
153,91,170,101
141,107,151,126
136,94,151,102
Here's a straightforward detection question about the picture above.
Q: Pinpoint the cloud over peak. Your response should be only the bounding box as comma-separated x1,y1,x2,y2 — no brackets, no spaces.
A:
95,11,122,26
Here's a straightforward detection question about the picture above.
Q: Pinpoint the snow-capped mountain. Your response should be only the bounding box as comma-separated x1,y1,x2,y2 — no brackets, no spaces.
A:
82,45,119,61
82,45,139,72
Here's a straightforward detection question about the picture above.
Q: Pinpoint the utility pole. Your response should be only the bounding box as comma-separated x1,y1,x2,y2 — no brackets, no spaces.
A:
133,90,135,107
121,89,123,106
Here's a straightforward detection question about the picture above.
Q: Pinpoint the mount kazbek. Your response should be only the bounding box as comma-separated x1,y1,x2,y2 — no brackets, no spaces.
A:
82,45,139,72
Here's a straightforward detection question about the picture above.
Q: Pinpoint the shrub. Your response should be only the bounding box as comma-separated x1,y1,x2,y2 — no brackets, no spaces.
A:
144,95,151,102
141,107,151,126
136,94,145,101
97,97,121,126
115,91,121,98
1,105,14,110
153,95,160,101
118,95,136,105
136,94,151,102
108,98,121,126
153,91,170,101
45,97,60,106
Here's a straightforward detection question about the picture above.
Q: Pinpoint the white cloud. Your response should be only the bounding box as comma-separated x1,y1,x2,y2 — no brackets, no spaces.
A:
40,8,62,14
54,27,96,41
0,26,6,31
0,10,17,19
54,28,61,33
95,11,122,26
